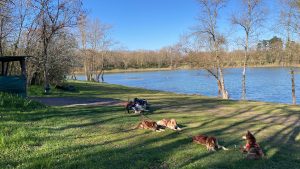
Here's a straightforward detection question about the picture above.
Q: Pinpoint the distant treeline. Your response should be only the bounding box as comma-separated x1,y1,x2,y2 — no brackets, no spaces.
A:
2,0,300,99
73,36,300,74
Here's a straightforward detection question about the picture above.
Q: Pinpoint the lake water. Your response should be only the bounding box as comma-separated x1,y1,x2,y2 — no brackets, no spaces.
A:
76,68,300,104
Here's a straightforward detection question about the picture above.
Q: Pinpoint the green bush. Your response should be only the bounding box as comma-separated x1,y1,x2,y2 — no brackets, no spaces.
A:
0,92,46,111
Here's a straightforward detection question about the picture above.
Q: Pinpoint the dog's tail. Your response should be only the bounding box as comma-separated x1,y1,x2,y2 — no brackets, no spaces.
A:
133,122,142,129
122,122,141,132
176,126,182,131
218,145,229,150
119,122,141,132
215,139,229,150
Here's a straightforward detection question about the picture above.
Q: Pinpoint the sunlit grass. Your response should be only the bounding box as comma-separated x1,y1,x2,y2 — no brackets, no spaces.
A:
0,92,45,111
1,81,300,169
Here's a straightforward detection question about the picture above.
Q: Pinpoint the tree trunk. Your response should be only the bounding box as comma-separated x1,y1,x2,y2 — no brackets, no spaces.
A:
214,44,229,100
242,33,249,100
217,80,222,97
89,74,93,81
218,68,229,99
290,67,296,105
0,38,3,56
95,69,103,82
71,72,77,80
83,51,90,81
43,38,50,94
100,52,105,83
43,54,50,94
206,68,228,99
0,18,4,57
101,70,105,82
170,54,173,69
12,23,23,56
242,65,246,100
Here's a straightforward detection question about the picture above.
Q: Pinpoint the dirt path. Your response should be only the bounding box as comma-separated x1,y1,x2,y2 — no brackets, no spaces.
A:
30,97,124,107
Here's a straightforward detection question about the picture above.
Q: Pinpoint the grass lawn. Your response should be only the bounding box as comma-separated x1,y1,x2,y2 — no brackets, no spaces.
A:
1,81,300,169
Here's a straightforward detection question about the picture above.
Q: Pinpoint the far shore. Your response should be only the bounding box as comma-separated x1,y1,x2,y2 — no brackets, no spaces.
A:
74,64,300,75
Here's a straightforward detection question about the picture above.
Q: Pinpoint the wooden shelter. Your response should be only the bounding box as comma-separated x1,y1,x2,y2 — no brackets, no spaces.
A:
0,56,30,97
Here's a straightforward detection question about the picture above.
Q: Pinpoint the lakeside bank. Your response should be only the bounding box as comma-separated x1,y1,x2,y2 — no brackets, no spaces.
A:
73,64,300,75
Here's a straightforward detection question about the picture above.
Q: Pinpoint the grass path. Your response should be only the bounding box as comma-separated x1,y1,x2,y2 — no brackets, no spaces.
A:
1,81,300,169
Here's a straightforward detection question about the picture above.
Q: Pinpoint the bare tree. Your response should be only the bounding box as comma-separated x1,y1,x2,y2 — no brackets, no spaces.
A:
11,0,30,56
279,0,299,104
194,0,229,99
161,44,181,69
232,0,265,100
30,0,83,93
86,18,112,82
77,13,92,81
0,0,14,56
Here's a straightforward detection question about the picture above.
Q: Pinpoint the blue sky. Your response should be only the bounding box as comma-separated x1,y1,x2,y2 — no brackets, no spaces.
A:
83,0,281,51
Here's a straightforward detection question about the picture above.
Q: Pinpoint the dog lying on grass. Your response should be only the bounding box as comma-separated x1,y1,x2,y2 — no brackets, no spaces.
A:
125,101,135,113
156,119,181,131
135,120,165,132
125,98,149,114
241,131,264,160
193,134,228,151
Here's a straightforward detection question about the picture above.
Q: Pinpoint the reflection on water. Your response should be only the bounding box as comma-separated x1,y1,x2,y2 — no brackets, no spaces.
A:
76,68,300,104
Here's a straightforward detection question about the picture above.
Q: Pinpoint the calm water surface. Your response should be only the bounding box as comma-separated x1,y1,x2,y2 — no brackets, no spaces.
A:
77,68,300,104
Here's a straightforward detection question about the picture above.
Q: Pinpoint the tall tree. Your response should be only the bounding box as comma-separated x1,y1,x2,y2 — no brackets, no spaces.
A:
279,0,299,104
0,0,14,56
30,0,83,93
11,0,30,56
232,0,265,100
77,13,91,81
194,0,229,99
87,19,112,82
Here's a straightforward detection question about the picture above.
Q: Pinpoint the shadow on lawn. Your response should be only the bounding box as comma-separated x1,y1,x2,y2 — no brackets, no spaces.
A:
202,118,300,169
180,105,300,169
24,131,214,169
138,97,300,168
5,106,124,122
5,84,300,169
26,103,300,168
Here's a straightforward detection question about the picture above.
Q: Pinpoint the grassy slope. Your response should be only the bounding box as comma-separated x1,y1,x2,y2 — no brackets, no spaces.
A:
1,81,300,169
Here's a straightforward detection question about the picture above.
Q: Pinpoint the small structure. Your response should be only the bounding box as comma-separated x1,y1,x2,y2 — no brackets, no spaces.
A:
0,56,30,97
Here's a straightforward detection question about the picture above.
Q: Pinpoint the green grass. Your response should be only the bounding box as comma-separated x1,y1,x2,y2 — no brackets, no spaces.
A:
1,81,300,169
0,92,45,111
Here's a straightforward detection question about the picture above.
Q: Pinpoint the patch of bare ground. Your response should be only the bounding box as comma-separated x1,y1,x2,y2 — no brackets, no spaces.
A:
30,97,125,107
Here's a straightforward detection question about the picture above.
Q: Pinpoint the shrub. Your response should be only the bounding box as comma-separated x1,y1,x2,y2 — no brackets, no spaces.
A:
0,92,45,111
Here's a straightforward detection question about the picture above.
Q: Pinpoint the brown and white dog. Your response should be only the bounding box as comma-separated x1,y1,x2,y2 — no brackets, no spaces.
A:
241,131,264,160
193,134,228,151
156,119,181,131
135,120,164,132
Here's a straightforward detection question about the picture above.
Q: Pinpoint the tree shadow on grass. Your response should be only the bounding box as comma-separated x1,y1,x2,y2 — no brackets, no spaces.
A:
21,131,194,169
5,106,125,122
5,83,300,169
200,121,300,169
178,105,300,169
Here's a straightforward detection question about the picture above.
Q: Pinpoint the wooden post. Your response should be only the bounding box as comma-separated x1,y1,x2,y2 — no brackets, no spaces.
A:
20,59,27,97
1,61,4,75
4,62,9,76
20,59,26,77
